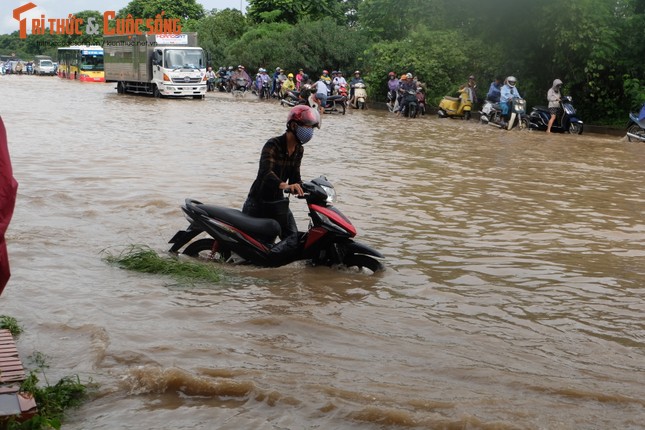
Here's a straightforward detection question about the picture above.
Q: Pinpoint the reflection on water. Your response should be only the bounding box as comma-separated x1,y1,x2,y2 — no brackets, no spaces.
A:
1,75,644,429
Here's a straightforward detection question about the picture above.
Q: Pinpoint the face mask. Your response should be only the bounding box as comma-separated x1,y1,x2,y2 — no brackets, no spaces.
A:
295,125,314,144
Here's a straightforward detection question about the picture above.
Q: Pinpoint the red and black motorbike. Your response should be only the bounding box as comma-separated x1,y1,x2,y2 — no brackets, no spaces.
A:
168,176,384,273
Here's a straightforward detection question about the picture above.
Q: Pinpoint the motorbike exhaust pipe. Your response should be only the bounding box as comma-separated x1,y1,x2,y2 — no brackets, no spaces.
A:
626,131,645,142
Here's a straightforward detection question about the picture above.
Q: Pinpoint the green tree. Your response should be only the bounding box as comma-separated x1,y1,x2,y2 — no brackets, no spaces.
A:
363,28,495,105
197,9,248,67
117,0,205,26
225,22,292,72
224,17,367,78
246,0,349,25
358,0,443,41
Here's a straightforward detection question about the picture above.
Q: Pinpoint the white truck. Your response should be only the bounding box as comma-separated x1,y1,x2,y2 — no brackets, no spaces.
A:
104,33,207,99
33,55,55,75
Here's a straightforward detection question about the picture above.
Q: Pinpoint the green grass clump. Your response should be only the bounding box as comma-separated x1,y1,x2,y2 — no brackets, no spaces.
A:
5,352,93,430
103,245,221,283
0,315,23,337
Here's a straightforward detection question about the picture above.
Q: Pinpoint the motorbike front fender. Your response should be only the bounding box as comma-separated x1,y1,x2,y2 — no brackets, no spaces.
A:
343,240,384,259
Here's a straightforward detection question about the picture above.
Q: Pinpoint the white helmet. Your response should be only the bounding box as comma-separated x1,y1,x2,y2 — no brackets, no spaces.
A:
507,76,517,87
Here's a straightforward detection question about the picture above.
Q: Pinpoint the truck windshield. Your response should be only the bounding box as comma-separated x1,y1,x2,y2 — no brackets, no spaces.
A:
164,49,204,70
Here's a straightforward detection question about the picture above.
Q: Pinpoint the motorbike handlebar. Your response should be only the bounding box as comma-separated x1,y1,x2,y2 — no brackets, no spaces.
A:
284,188,310,198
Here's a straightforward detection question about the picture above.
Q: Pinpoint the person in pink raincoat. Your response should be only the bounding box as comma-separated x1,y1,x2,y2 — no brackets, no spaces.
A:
0,116,18,295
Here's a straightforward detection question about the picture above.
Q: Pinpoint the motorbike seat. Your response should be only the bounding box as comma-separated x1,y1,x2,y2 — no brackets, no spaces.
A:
328,95,346,101
196,204,281,239
629,113,645,128
533,105,549,112
444,96,460,102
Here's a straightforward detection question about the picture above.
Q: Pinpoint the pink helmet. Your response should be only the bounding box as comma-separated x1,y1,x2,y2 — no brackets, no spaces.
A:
287,105,321,129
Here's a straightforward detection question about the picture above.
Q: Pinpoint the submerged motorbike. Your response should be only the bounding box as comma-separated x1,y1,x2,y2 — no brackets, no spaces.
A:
386,90,398,113
400,90,419,118
231,78,248,97
168,176,384,273
308,93,346,115
437,87,474,119
626,104,645,142
258,80,271,99
528,96,583,134
280,90,307,107
350,83,368,109
480,97,530,130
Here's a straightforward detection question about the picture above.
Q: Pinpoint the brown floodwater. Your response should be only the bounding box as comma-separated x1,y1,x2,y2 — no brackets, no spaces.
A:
1,75,644,429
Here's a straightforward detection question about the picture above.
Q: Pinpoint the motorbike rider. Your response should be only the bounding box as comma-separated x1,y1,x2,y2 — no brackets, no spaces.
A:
242,105,321,254
500,76,521,124
231,65,252,90
397,73,417,116
281,73,296,97
546,78,563,133
320,70,332,88
387,72,399,110
271,67,283,97
332,71,347,95
256,68,271,97
349,70,365,103
486,76,503,102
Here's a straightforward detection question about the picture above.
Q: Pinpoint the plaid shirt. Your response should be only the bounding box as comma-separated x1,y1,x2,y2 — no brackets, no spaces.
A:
247,133,303,202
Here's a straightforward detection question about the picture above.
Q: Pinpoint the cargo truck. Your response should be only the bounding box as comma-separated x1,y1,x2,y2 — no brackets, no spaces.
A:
104,33,206,99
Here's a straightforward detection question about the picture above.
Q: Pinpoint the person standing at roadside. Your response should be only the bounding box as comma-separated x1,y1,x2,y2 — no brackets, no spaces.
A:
460,75,478,106
313,77,329,115
0,116,18,294
546,79,563,133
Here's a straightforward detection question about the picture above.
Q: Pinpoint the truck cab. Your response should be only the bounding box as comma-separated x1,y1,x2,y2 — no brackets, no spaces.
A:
150,47,206,98
104,33,207,99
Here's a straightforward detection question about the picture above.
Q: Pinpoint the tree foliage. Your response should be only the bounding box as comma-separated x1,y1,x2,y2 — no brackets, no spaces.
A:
197,9,248,67
246,0,350,25
117,0,205,26
1,0,643,124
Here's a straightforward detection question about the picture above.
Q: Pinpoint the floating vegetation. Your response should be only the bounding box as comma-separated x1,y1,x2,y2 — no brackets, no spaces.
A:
2,324,94,430
103,245,222,283
0,315,23,337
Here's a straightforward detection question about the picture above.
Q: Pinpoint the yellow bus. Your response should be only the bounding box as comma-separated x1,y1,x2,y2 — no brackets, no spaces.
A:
57,46,104,82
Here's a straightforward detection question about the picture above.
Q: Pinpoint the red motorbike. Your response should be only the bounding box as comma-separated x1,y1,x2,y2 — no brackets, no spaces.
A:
168,176,384,273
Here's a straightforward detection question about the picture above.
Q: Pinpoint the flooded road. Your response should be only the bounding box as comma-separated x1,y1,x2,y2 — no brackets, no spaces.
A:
1,75,644,429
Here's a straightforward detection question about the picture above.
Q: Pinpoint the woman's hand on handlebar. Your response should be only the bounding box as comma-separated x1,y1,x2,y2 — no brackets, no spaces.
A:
281,182,304,196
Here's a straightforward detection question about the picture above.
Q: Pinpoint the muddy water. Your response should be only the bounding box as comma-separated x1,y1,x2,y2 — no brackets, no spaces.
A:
1,75,644,429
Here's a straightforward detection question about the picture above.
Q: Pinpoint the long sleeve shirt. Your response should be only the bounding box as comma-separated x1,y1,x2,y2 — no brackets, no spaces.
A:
500,85,521,103
247,134,303,202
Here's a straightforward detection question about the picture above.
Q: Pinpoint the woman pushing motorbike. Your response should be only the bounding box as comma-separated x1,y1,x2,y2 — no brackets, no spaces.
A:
242,105,321,255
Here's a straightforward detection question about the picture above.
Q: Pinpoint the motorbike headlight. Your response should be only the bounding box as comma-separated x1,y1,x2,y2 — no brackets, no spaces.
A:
322,185,336,204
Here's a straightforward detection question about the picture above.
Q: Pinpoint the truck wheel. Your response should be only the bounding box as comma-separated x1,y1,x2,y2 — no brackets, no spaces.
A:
117,82,125,94
153,86,161,98
193,95,204,99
